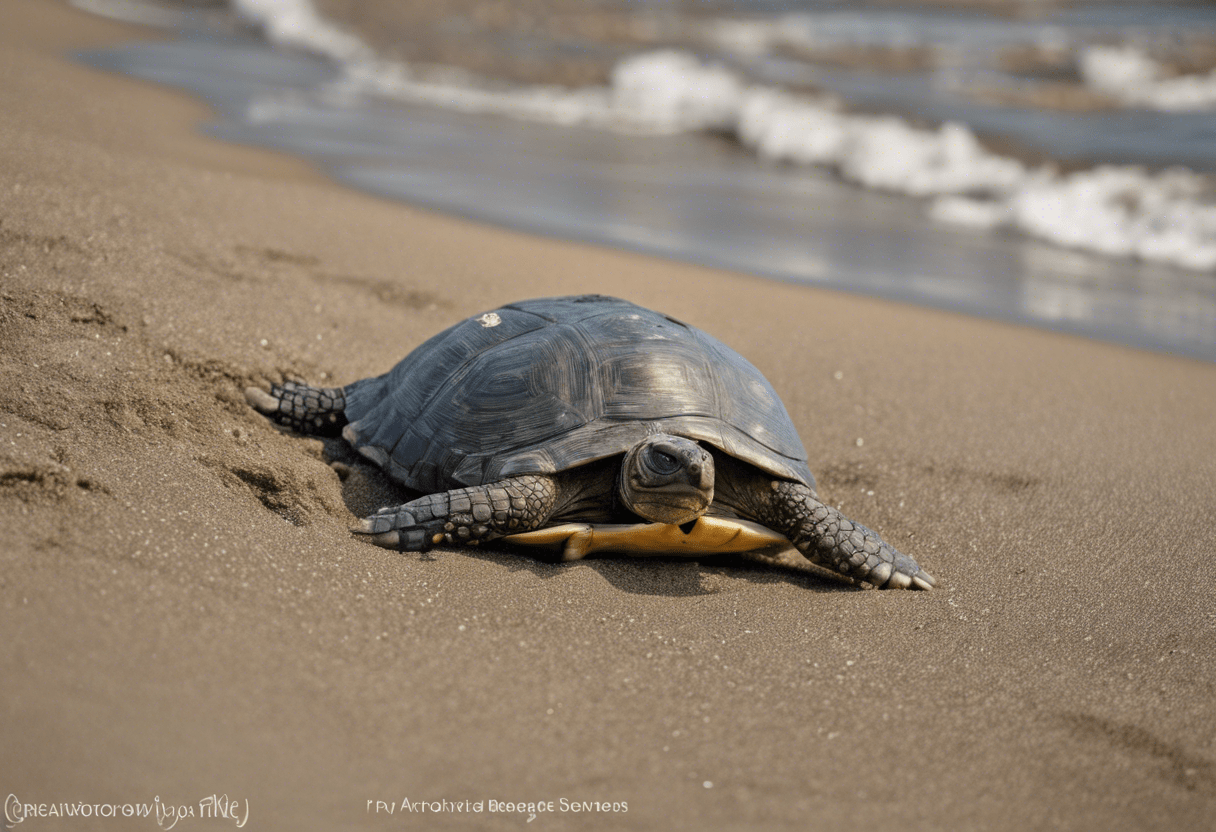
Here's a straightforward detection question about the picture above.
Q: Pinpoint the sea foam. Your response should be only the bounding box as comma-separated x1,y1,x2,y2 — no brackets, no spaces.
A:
1080,45,1216,111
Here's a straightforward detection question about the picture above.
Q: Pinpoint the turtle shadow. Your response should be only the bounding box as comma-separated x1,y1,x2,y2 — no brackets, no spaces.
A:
570,554,855,597
320,440,860,598
441,546,855,597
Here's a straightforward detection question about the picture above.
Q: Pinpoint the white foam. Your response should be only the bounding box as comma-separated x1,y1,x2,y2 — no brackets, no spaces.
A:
1010,167,1216,271
737,79,1216,271
609,51,744,133
329,61,620,129
232,0,371,63
739,90,1027,198
842,119,1027,197
1080,45,1216,111
737,89,849,166
326,51,748,135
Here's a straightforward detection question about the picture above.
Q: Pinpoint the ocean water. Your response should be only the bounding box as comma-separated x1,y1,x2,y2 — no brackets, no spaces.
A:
72,0,1216,360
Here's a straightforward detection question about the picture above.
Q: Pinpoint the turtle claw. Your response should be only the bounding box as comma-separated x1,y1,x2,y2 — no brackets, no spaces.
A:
885,570,912,590
871,564,935,590
370,531,400,548
246,381,348,435
351,511,400,544
878,558,935,590
353,514,425,550
245,386,279,414
358,510,415,535
352,517,379,535
879,552,936,590
867,561,894,587
353,507,442,552
352,517,432,552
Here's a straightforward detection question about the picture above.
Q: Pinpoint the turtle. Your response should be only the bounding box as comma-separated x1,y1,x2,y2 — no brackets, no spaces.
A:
246,295,935,589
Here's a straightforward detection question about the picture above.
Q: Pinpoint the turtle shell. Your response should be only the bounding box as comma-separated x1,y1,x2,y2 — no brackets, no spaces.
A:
341,295,815,493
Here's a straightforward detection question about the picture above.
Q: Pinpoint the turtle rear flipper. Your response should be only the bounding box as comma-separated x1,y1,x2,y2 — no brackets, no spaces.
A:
245,381,348,436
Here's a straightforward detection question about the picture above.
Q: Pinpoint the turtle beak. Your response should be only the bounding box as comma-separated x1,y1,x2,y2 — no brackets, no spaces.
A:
686,448,713,492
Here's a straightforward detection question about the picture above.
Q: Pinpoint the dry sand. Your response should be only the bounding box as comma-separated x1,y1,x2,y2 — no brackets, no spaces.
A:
3,2,1216,829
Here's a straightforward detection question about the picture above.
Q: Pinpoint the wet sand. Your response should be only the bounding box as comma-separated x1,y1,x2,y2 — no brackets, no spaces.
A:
3,2,1215,830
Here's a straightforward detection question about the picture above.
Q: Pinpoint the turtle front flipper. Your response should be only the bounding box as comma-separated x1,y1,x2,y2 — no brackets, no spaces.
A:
354,475,559,552
762,481,935,590
245,381,348,436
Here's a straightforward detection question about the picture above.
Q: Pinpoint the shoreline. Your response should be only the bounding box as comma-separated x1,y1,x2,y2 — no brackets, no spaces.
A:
75,23,1216,361
3,2,1216,830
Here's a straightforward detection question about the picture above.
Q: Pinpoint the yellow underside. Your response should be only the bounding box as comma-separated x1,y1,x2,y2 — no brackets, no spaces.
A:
502,516,793,562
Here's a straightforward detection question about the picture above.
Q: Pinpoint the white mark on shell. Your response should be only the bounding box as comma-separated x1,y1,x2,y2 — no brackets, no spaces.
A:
477,312,502,328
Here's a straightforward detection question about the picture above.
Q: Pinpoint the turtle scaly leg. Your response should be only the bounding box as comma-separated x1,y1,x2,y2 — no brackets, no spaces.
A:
759,481,935,590
245,382,347,436
355,475,559,552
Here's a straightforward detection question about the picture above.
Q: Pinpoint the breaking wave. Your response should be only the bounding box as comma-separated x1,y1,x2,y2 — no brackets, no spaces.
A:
230,0,1216,272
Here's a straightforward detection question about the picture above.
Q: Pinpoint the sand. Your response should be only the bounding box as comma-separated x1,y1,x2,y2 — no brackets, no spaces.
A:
3,2,1216,829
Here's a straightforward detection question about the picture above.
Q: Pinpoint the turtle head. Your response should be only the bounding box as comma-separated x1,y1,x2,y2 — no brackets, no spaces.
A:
618,434,714,525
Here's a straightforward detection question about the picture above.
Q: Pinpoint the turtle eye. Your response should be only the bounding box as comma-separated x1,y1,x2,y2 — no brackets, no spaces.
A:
649,449,680,474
